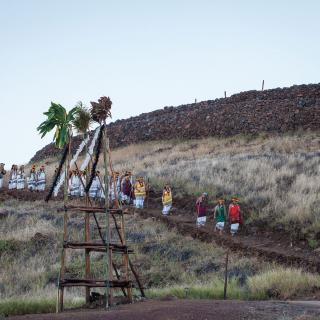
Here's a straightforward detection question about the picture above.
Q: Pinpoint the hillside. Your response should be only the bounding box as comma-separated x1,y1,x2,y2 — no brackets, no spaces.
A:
30,83,320,162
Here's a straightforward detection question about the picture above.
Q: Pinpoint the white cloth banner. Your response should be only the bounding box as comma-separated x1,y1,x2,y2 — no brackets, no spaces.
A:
53,127,100,196
80,126,101,171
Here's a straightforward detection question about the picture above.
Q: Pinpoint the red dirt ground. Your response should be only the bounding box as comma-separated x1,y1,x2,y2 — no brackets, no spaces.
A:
8,300,320,320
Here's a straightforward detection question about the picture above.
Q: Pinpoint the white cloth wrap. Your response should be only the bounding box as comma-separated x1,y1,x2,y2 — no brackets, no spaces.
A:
0,178,3,189
162,205,172,215
216,222,225,230
37,172,46,191
17,172,25,190
197,216,207,226
230,223,239,235
135,196,145,209
27,173,37,191
89,177,101,198
9,172,17,190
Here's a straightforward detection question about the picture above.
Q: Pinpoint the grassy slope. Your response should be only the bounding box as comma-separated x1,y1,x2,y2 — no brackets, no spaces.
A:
1,132,320,316
109,132,320,242
1,198,320,316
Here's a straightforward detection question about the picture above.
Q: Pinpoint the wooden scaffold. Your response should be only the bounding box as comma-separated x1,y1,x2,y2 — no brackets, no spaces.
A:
50,112,144,312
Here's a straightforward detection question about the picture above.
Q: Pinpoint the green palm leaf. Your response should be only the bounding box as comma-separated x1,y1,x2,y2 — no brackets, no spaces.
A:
37,102,79,149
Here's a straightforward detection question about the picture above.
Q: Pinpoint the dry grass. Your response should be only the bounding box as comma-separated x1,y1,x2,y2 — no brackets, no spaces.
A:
106,132,320,239
12,131,319,239
247,267,320,300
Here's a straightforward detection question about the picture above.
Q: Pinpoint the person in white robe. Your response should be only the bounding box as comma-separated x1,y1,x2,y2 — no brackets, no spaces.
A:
0,163,6,189
8,165,17,190
36,165,46,191
17,165,26,190
27,165,37,191
89,172,101,199
70,170,81,197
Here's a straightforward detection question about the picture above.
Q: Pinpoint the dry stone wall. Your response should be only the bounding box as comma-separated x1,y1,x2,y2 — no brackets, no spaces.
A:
31,83,320,162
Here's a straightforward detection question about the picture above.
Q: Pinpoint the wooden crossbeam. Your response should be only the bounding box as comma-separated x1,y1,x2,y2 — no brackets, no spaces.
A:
63,241,134,253
60,279,132,288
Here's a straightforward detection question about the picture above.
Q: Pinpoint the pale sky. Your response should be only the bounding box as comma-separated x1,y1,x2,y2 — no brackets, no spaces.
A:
0,0,319,166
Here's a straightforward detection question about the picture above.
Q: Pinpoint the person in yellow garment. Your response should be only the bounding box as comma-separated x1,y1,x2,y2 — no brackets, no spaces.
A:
134,176,146,209
162,184,172,215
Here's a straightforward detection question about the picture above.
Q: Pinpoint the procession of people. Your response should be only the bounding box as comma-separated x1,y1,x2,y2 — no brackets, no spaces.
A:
0,161,244,236
0,163,46,192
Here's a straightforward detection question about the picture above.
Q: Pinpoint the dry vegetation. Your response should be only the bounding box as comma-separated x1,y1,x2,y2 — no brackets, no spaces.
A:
16,132,320,240
1,132,320,316
1,197,320,316
109,132,320,240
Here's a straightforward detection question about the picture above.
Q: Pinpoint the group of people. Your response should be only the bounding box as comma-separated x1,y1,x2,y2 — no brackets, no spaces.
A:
0,160,242,236
196,193,243,236
67,169,149,209
0,163,46,191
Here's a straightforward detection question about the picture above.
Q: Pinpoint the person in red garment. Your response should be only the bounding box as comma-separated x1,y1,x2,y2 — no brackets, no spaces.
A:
196,193,208,227
228,196,243,236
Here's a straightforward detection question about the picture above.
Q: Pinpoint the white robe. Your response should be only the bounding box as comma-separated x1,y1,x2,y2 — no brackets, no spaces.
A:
9,171,17,190
37,172,46,191
27,172,37,191
70,175,81,197
17,171,25,190
89,176,101,198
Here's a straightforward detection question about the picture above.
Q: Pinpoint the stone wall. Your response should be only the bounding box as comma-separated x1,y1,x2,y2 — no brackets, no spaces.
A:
30,83,320,162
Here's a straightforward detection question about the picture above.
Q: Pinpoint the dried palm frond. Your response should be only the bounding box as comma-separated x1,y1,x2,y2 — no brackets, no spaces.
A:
73,102,93,134
90,96,112,124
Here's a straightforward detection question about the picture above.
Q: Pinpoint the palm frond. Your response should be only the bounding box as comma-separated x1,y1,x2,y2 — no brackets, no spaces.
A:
37,101,75,149
72,102,93,134
90,96,112,124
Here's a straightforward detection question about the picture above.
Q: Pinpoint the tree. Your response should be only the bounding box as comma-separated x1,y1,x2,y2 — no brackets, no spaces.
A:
37,102,78,148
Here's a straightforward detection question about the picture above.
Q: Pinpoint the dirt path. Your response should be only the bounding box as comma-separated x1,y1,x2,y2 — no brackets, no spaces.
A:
140,196,320,273
8,300,320,320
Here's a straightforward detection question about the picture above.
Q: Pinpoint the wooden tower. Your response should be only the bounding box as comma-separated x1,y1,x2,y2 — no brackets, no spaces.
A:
56,124,144,312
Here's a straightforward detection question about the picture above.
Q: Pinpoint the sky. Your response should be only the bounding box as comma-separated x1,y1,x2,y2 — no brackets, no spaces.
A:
0,0,319,166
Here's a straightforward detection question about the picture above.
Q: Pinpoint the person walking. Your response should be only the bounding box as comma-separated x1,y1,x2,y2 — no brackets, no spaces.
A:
27,165,37,191
0,163,6,189
228,196,242,236
70,169,81,197
196,193,208,227
162,184,172,215
134,176,146,209
8,165,17,190
37,165,46,191
89,171,101,199
121,172,133,205
17,165,26,190
214,197,227,234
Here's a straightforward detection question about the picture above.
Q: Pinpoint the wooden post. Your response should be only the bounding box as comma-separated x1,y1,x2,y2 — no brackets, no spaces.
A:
103,127,110,309
223,250,229,300
57,140,71,312
85,212,91,303
121,211,132,302
262,80,265,91
84,132,91,304
224,91,227,98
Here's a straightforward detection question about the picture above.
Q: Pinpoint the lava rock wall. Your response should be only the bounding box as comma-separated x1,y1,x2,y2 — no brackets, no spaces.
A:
31,83,320,162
